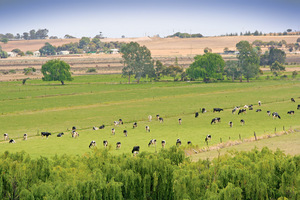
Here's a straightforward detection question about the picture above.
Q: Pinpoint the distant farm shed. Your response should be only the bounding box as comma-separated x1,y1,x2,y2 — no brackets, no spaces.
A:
33,51,40,57
59,51,70,55
109,49,119,54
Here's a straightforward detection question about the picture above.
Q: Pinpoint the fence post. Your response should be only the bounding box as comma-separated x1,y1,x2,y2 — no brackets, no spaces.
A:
239,134,241,141
220,138,222,143
254,132,257,141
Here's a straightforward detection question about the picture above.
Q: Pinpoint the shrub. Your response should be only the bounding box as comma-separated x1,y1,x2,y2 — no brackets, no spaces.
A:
23,67,36,75
9,69,16,74
86,68,97,73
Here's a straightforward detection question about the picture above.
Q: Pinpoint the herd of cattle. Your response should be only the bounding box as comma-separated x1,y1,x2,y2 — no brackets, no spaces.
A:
3,99,299,155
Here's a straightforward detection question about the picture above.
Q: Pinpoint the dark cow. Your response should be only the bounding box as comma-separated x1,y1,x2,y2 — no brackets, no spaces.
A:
116,142,121,149
89,140,96,148
103,140,108,147
267,111,271,116
205,135,211,142
213,108,223,112
249,107,253,110
93,126,99,130
272,112,281,119
133,122,137,128
256,109,262,112
178,118,182,125
187,141,192,145
4,133,8,141
72,126,76,131
240,119,245,125
211,117,221,124
111,128,115,135
291,98,295,102
23,133,28,140
9,139,16,143
123,130,128,137
145,126,150,132
159,117,164,123
148,139,156,147
99,125,105,129
41,132,51,138
201,108,206,113
176,138,182,146
119,119,123,125
229,121,233,128
161,140,166,147
258,101,261,106
238,109,246,115
297,105,300,110
287,111,295,115
195,112,199,118
57,132,64,137
132,146,140,154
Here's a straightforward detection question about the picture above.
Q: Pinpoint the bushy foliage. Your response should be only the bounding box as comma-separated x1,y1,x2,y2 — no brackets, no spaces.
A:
0,147,298,199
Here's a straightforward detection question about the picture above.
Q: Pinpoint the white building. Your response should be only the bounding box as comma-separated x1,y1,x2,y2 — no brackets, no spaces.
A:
7,52,17,57
110,49,119,54
59,51,70,55
33,51,40,57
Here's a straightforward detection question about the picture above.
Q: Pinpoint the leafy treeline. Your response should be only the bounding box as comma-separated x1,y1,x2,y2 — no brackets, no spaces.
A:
167,32,203,38
0,147,299,199
0,29,49,40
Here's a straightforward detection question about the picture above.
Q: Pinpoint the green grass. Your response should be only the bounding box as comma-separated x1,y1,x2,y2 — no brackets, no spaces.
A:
0,75,300,158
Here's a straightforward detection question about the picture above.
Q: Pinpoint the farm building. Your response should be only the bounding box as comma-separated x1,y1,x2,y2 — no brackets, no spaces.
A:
7,52,17,57
33,51,40,57
58,51,70,55
109,49,119,54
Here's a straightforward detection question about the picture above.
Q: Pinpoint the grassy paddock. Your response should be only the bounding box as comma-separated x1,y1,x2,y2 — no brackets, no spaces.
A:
0,75,299,158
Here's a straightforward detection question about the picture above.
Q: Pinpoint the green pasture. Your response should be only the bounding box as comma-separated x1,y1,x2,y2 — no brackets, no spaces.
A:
0,75,299,158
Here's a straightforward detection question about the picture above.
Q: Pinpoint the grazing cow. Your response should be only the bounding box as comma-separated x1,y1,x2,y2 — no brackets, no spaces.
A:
114,121,119,126
161,140,166,148
201,108,206,113
249,107,253,110
145,126,150,132
178,118,182,125
213,108,223,112
211,117,221,124
156,114,160,120
244,105,248,109
195,112,199,118
148,115,152,122
93,126,99,130
57,132,64,137
272,112,281,119
176,138,182,146
133,122,137,128
148,139,156,147
111,128,115,135
103,140,108,147
4,133,8,141
116,142,121,149
159,117,164,123
287,111,295,115
72,126,76,131
238,109,246,115
258,101,261,106
123,130,128,137
89,140,96,148
9,139,16,143
297,105,300,110
41,132,51,138
205,135,211,142
99,125,105,129
229,121,233,128
240,119,245,125
267,111,271,116
291,98,295,102
119,119,123,125
256,109,262,112
132,146,140,154
23,134,28,140
232,108,237,114
187,141,192,145
71,131,79,138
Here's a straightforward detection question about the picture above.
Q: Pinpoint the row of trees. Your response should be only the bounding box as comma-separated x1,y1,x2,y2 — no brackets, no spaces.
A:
0,29,49,41
0,147,299,199
167,32,203,38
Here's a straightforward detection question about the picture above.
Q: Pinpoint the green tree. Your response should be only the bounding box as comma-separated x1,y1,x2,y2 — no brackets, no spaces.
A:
26,51,33,56
268,48,286,66
204,47,212,53
224,60,240,82
0,46,8,58
165,65,183,81
154,60,166,80
79,37,90,49
186,53,225,82
1,38,8,44
120,42,155,83
39,42,56,56
236,41,260,82
41,59,73,85
270,61,285,76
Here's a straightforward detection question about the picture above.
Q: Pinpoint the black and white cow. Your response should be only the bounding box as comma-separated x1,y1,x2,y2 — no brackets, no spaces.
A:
99,125,105,129
111,128,115,135
202,108,206,113
291,98,295,102
161,140,166,148
123,130,128,137
9,139,16,143
71,131,79,138
119,119,123,125
156,114,160,120
103,140,108,147
133,122,137,128
23,133,28,140
145,126,150,132
132,146,140,154
159,117,164,123
213,108,223,112
272,112,281,119
238,109,246,115
298,105,300,110
287,111,295,115
229,121,233,128
176,138,182,146
4,133,8,141
148,115,152,122
267,111,271,116
89,140,96,148
148,139,156,147
114,121,119,126
256,109,262,112
240,119,245,125
178,118,182,125
195,112,199,118
205,135,211,142
232,108,237,114
187,141,192,145
41,132,51,138
211,117,221,124
72,126,76,131
93,126,99,130
258,101,261,106
116,142,121,149
57,132,64,137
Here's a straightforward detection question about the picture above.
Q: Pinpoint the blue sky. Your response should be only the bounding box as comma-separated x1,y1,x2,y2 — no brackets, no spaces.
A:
0,0,299,38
